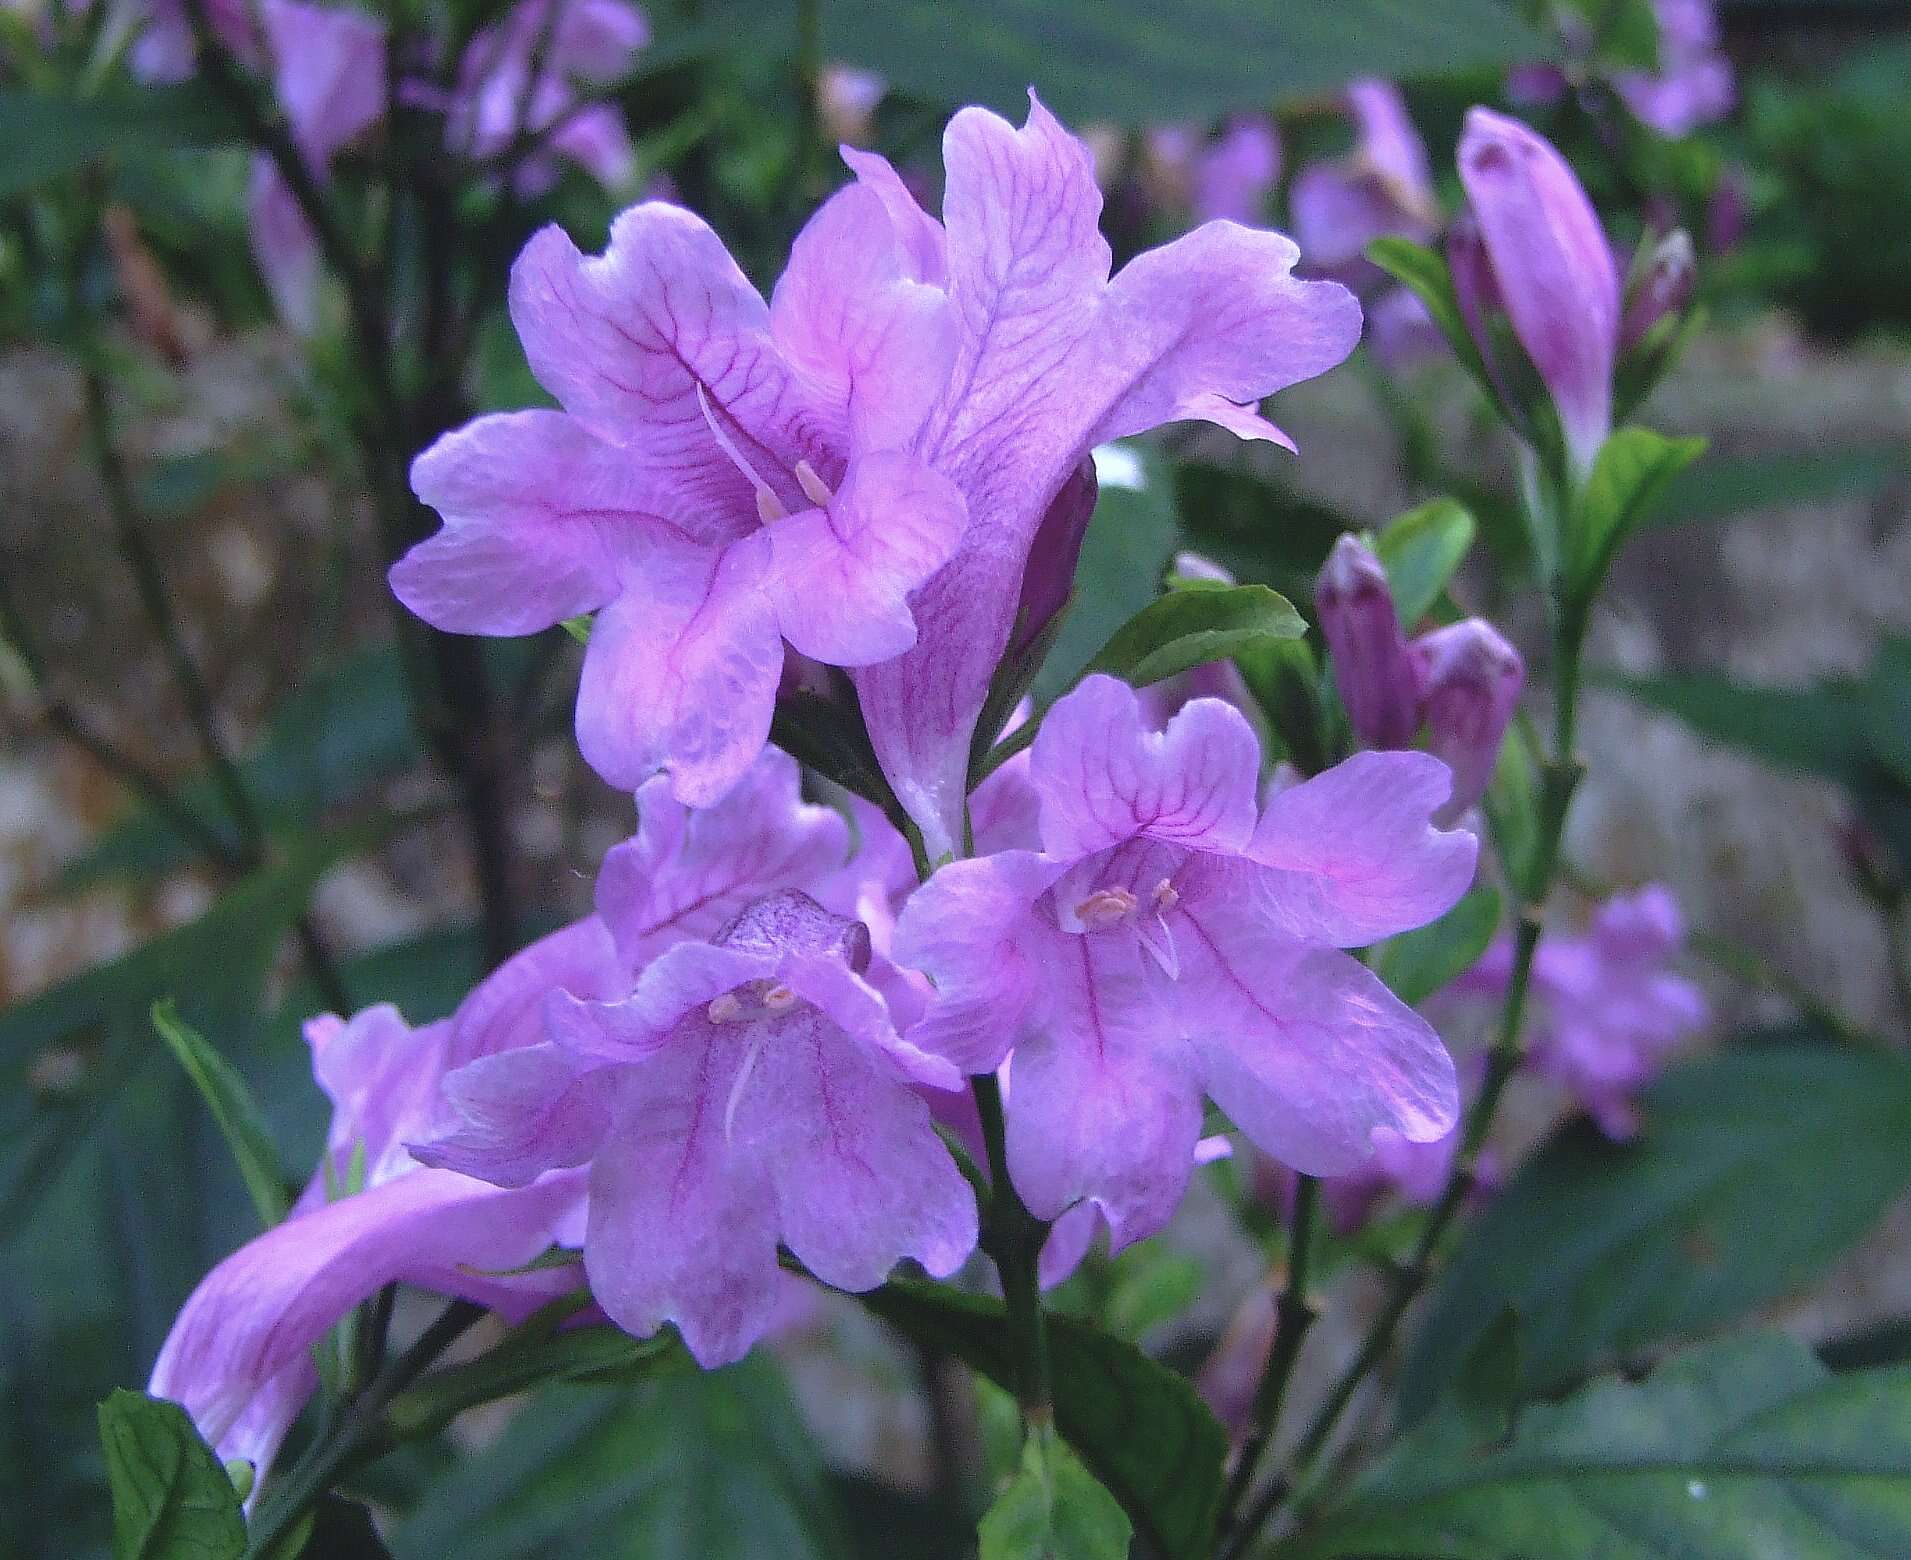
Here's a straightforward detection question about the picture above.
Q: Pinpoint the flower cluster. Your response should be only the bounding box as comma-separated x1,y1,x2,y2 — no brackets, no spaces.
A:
147,97,1508,1493
134,0,649,331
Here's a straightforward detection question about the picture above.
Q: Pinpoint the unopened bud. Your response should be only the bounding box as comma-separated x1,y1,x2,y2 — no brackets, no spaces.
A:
1409,618,1524,824
1620,230,1696,353
1316,534,1420,749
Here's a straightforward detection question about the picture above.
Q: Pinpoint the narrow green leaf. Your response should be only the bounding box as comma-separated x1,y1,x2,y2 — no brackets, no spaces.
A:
98,1389,246,1560
860,1279,1227,1559
1367,237,1494,392
150,1000,289,1229
1595,666,1873,786
0,85,242,199
1400,1041,1911,1419
1373,499,1476,628
980,1428,1132,1560
1566,427,1708,601
1290,1334,1911,1559
1371,887,1502,1007
1646,444,1905,528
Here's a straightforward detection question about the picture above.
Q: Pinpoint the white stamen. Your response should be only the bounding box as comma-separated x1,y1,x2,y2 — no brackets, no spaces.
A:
696,382,787,522
706,992,744,1024
761,983,797,1011
724,1032,767,1141
794,459,834,508
1152,877,1180,912
1074,886,1138,930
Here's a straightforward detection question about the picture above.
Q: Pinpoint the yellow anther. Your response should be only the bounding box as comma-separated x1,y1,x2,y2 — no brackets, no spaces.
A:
1074,886,1138,930
794,459,834,508
761,983,798,1011
755,487,787,523
1152,878,1180,912
706,993,745,1024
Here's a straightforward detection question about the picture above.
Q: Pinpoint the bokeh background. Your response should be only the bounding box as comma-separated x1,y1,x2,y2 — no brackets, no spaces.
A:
3,1,1909,1554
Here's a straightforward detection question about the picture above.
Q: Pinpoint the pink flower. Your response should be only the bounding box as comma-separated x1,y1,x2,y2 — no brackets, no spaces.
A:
419,891,977,1367
1463,884,1708,1137
1191,116,1282,226
1453,107,1620,478
147,1000,595,1491
893,675,1474,1247
1316,532,1421,749
1614,0,1734,136
395,95,1359,844
1291,80,1437,271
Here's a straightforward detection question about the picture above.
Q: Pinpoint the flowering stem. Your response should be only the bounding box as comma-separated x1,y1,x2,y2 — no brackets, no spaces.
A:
1216,1174,1319,1538
1227,599,1589,1557
971,1072,1054,1427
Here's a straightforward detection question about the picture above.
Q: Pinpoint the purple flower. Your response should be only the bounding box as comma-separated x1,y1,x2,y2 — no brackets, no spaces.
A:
147,1001,592,1490
1410,619,1525,825
418,890,977,1367
1464,884,1708,1137
1455,107,1620,478
1291,80,1438,271
1614,0,1734,137
893,675,1474,1246
395,95,1359,845
1191,116,1282,225
1316,532,1421,749
1619,228,1697,352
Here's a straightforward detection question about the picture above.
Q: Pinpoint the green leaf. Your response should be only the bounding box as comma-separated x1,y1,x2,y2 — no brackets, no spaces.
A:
1171,460,1356,605
1399,1041,1911,1419
814,0,1546,125
1595,666,1874,786
1371,887,1502,1007
860,1279,1227,1559
1645,443,1906,527
98,1389,246,1560
1086,584,1307,691
1480,718,1542,896
1366,237,1495,393
1287,1333,1911,1559
150,999,289,1229
1372,499,1475,629
0,85,242,198
390,1361,847,1560
1561,0,1661,70
980,1428,1132,1560
1565,427,1708,602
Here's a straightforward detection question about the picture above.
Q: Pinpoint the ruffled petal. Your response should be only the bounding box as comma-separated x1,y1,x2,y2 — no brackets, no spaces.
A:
414,1043,612,1187
1031,676,1261,857
574,532,781,802
1177,911,1458,1175
768,451,966,665
1244,750,1477,946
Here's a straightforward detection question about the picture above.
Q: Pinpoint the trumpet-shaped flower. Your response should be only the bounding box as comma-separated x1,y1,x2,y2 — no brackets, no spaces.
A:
147,1002,590,1492
893,675,1474,1246
417,890,977,1367
395,94,1359,845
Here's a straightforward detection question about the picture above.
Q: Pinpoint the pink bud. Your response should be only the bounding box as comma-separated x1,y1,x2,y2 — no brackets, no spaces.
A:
1619,229,1696,352
1456,107,1620,478
1007,456,1098,663
1410,618,1524,823
1316,534,1420,749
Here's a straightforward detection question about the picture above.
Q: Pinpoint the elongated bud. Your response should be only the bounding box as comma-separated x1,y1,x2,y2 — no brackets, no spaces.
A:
1410,618,1524,823
1007,456,1099,663
1456,107,1620,480
1316,534,1421,749
1619,229,1696,352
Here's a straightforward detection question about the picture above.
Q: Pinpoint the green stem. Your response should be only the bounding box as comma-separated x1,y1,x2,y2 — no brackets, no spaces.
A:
1229,598,1589,1555
1216,1175,1319,1539
971,1073,1053,1427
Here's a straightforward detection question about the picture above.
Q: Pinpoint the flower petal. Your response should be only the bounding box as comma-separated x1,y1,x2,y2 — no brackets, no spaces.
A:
1031,675,1261,857
1177,911,1458,1175
149,1168,581,1479
445,915,628,1073
747,1008,978,1290
1245,749,1477,945
595,746,849,966
414,1043,612,1187
584,1046,783,1368
397,410,695,636
770,180,958,450
574,532,781,802
1005,930,1200,1246
1095,219,1362,449
768,451,966,666
891,850,1064,1075
509,205,829,516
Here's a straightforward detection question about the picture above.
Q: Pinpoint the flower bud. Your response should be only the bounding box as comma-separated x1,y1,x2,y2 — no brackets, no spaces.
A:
1456,107,1620,478
1409,618,1524,823
1007,455,1099,664
1620,229,1696,352
1316,534,1420,749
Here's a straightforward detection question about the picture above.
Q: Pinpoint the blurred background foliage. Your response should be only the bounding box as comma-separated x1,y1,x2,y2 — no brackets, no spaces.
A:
3,0,1910,1556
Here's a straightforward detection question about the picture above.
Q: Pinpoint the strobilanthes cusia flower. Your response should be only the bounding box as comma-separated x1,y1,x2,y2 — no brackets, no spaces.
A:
892,675,1475,1249
392,93,1361,858
1316,532,1524,821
